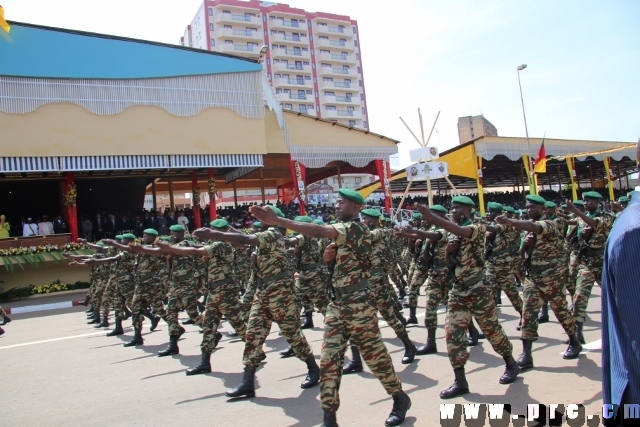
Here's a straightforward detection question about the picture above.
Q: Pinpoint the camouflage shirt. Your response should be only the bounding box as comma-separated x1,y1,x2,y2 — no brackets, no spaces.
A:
488,222,517,261
370,227,393,272
330,221,372,289
171,240,198,280
135,246,167,284
578,211,613,251
204,241,235,284
118,251,136,281
528,219,561,270
255,228,289,280
449,223,486,285
295,234,323,271
431,227,450,269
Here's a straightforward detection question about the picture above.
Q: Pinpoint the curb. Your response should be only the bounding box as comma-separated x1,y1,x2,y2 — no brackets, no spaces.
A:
5,299,85,315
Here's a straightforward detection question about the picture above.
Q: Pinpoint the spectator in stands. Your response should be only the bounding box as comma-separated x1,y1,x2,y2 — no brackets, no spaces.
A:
93,213,106,241
81,215,93,241
177,211,189,232
38,215,54,235
157,212,168,235
23,218,38,237
0,215,10,239
53,215,67,234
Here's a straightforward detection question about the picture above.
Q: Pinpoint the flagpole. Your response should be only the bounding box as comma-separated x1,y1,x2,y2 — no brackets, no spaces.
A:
517,64,536,195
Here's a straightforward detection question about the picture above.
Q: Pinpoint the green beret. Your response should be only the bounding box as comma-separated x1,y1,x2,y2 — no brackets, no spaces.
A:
252,222,262,228
294,215,313,223
159,236,171,242
503,206,516,214
115,235,123,240
267,205,285,218
573,200,584,206
361,208,381,218
582,191,602,200
487,202,503,212
412,212,423,220
121,233,137,240
526,195,546,205
169,224,185,232
329,220,337,224
429,205,447,214
560,204,567,209
452,196,475,207
544,201,557,208
338,188,365,205
96,241,106,246
211,219,229,229
143,228,159,236
618,196,629,203
313,219,325,225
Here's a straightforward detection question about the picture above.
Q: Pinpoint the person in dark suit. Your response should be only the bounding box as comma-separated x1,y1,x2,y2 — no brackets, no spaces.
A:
601,138,640,427
53,215,67,234
105,214,119,238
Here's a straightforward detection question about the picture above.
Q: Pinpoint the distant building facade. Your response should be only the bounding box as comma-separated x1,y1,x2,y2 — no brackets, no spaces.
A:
457,115,498,144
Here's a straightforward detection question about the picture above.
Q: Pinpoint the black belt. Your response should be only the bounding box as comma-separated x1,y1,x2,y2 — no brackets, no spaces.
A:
258,270,291,288
452,272,484,291
333,280,370,298
208,277,234,289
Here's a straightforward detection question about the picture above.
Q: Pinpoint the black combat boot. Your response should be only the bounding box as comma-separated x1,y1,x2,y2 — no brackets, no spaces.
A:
398,281,407,299
142,309,160,332
516,318,522,331
576,322,585,345
280,345,295,358
182,318,196,325
0,326,4,336
396,311,408,327
517,339,534,370
85,305,94,314
405,306,418,324
123,329,143,347
343,345,363,374
106,318,124,336
468,320,481,346
385,390,412,426
158,335,179,357
95,315,109,328
400,334,417,364
225,366,256,398
87,309,100,324
538,302,549,323
197,300,205,313
186,352,212,375
440,368,469,399
300,354,320,388
499,355,520,384
123,306,132,321
494,289,502,306
87,309,95,319
563,334,583,359
301,311,314,329
213,331,222,349
80,295,90,307
321,410,338,427
416,328,437,355
178,326,186,338
0,316,10,326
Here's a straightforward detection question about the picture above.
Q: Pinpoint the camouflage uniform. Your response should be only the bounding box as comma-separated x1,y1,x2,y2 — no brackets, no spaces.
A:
572,212,613,323
294,234,329,316
165,241,202,336
565,217,580,298
88,253,106,312
445,222,513,369
100,247,119,319
321,221,402,413
201,241,246,353
242,228,312,367
485,223,523,315
113,251,136,321
233,247,252,289
388,232,407,292
423,227,451,330
131,248,168,331
520,220,577,340
407,239,430,310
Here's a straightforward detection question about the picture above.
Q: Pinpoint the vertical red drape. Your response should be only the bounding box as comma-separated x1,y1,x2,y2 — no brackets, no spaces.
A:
288,156,307,215
207,168,217,221
375,159,392,214
64,172,79,241
191,172,201,229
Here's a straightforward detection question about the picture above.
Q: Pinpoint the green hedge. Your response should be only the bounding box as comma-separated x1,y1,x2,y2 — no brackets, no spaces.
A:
0,279,91,302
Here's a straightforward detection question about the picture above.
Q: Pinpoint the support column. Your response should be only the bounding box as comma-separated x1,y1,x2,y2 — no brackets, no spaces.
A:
603,157,615,201
522,155,536,195
168,178,175,211
566,157,578,201
336,165,343,189
476,156,485,216
547,173,552,191
259,168,266,205
207,169,217,221
151,181,157,211
374,159,392,213
556,164,563,196
191,172,201,229
64,172,79,241
288,156,306,215
233,181,238,208
589,164,594,188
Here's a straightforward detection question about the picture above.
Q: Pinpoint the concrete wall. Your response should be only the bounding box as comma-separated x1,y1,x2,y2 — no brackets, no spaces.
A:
0,261,90,291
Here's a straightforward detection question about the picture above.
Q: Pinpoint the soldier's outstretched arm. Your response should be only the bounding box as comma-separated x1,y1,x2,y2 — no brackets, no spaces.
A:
154,240,205,257
495,215,543,233
102,239,131,251
416,204,472,238
193,228,259,246
248,206,337,239
566,202,598,228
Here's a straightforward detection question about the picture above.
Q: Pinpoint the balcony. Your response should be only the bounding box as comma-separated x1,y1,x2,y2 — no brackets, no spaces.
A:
269,19,305,30
317,52,355,63
319,80,357,91
323,109,362,120
271,62,311,73
273,77,307,87
276,92,309,102
314,24,353,37
215,13,262,26
270,33,308,46
317,66,357,78
320,94,355,105
316,38,355,51
214,43,261,57
215,28,262,41
271,47,310,60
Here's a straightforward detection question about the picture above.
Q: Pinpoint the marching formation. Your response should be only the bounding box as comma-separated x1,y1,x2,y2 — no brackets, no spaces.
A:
64,188,628,427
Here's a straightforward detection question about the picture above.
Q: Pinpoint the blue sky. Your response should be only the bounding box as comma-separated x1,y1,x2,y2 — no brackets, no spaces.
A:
4,0,639,167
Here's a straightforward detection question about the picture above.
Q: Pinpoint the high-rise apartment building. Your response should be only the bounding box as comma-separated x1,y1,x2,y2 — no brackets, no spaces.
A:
180,0,370,130
457,115,498,144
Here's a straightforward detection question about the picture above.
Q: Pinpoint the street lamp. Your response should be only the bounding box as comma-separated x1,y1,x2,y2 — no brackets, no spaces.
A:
517,64,535,194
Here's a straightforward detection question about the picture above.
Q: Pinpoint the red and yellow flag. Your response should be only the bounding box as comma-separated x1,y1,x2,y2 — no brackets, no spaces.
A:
0,5,10,33
533,138,547,174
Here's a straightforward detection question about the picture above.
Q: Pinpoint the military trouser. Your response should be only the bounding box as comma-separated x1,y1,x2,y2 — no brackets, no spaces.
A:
297,268,329,316
166,278,201,336
567,250,580,297
321,289,402,412
400,248,412,277
572,261,602,324
406,259,417,287
243,278,312,368
369,274,407,339
520,270,576,341
89,278,104,311
131,281,167,330
242,278,257,323
408,266,429,310
114,277,135,321
388,264,405,292
445,281,513,369
486,259,523,315
201,282,246,354
424,268,450,330
101,275,118,318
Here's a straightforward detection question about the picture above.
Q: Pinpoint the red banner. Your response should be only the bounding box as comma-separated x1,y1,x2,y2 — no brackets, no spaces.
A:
207,169,217,221
288,156,307,215
375,159,392,213
64,172,79,241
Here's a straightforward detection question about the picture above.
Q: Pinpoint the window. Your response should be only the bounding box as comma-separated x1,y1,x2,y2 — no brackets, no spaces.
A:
209,23,214,31
303,61,310,65
210,39,215,46
306,90,312,94
326,106,336,110
362,107,366,114
357,67,361,73
322,63,331,68
359,80,363,87
363,121,367,128
320,49,330,54
275,88,282,94
208,8,213,16
355,177,361,184
271,30,277,35
274,73,281,78
323,77,333,82
308,104,314,109
284,103,293,109
349,120,356,127
354,40,358,47
224,25,232,29
269,15,276,20
333,178,339,184
299,104,307,113
319,35,328,40
273,59,280,64
360,94,364,100
302,47,309,52
352,26,357,33
223,10,231,14
301,33,307,37
225,40,233,44
356,53,360,60
284,89,290,93
324,91,335,96
304,76,311,80
272,44,278,50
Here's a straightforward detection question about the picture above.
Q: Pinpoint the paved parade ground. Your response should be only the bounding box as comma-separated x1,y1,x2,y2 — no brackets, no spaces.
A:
2,289,603,426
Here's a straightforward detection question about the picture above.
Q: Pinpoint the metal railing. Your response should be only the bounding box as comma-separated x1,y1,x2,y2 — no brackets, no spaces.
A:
278,79,306,85
329,40,346,47
330,53,348,60
334,96,352,102
277,48,303,56
336,110,354,116
328,26,346,33
233,45,255,52
231,14,255,22
273,19,301,28
289,94,307,100
232,29,258,36
333,81,351,88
